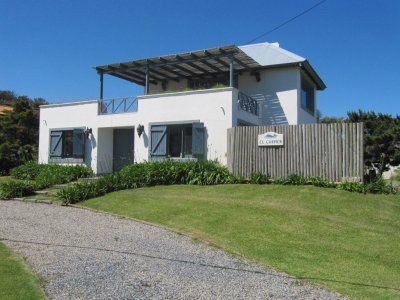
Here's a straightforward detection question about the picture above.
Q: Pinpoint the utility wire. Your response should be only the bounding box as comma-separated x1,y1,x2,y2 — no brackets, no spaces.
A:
246,0,328,44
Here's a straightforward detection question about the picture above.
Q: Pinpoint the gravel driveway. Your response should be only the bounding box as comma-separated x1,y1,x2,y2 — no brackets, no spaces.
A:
0,201,345,299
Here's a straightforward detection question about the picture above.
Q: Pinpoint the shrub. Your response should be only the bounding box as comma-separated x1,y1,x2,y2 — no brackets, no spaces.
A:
0,180,37,199
249,172,271,184
10,161,44,180
58,160,236,204
308,177,338,188
35,164,93,189
364,177,397,194
57,180,106,205
338,181,365,193
275,174,307,185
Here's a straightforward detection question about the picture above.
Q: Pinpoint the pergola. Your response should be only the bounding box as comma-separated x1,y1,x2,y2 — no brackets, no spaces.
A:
95,45,262,99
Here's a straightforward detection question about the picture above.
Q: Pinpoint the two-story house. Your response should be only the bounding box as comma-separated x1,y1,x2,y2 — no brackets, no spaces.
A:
38,42,325,174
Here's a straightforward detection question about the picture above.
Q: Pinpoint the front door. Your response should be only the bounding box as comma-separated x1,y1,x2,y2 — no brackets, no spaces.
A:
113,128,134,172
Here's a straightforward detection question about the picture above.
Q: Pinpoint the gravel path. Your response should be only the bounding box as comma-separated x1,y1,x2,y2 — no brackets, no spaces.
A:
0,201,345,299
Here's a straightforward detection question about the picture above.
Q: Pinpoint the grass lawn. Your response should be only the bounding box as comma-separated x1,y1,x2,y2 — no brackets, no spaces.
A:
82,184,400,300
0,242,45,299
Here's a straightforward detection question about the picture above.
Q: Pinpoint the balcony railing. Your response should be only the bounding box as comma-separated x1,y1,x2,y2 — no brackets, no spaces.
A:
238,92,258,116
99,97,138,115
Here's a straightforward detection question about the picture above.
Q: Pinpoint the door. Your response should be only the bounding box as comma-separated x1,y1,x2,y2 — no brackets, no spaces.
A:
113,128,134,172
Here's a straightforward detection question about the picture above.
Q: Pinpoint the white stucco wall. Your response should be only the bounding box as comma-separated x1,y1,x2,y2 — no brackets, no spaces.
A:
238,67,317,125
39,88,237,173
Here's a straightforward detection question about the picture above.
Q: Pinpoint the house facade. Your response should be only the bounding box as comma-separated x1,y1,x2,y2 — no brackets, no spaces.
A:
38,42,326,174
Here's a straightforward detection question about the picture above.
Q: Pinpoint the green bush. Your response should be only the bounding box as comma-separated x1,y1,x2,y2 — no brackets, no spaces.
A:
58,160,236,204
0,162,93,199
338,177,396,194
35,164,93,189
308,176,338,188
0,180,37,199
56,161,398,205
249,172,271,184
10,161,44,180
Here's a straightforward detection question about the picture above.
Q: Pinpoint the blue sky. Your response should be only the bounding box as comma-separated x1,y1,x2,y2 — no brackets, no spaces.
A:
1,0,399,117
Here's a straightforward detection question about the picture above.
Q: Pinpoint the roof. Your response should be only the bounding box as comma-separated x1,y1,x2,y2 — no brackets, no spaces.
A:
95,42,326,90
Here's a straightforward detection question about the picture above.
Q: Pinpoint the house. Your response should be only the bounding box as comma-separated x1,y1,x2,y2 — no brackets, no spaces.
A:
38,42,326,174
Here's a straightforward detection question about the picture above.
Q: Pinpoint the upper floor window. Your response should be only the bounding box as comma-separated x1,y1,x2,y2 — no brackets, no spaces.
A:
301,77,315,115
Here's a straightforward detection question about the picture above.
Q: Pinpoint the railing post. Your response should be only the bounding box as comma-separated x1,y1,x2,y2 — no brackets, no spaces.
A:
145,65,150,95
99,71,104,100
229,55,234,87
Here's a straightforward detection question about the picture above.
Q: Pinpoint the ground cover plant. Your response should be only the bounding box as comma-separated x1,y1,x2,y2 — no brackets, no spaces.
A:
56,160,397,205
0,161,92,199
0,242,45,299
82,184,400,300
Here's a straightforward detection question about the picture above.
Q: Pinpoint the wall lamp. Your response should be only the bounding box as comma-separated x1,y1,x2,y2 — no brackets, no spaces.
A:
84,128,92,139
251,71,261,82
137,124,144,137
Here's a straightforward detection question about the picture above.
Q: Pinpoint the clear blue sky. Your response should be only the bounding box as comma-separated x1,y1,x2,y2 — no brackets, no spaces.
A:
1,0,399,117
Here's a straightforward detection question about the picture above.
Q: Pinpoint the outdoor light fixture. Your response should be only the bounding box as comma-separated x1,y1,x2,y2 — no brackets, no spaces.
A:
137,124,144,137
251,71,261,82
84,128,92,138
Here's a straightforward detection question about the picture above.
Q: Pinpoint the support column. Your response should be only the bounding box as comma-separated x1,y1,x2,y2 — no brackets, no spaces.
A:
145,65,150,95
229,55,234,87
99,72,104,100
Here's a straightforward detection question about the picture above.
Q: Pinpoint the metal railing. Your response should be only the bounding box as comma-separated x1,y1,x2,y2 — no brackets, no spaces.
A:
238,92,258,115
99,97,138,114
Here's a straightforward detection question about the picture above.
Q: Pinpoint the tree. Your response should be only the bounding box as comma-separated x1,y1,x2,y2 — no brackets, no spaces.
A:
347,110,400,176
0,91,47,174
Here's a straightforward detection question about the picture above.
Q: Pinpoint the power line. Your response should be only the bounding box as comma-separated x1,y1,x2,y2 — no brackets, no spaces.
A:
246,0,328,44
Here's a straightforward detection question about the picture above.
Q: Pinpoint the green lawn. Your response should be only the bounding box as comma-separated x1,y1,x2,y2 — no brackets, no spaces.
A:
82,184,400,300
0,242,45,300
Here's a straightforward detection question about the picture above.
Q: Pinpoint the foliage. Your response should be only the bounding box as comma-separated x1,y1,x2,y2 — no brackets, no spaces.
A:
0,180,36,199
58,160,236,204
348,110,400,176
0,162,92,199
249,172,271,184
82,185,400,300
338,177,397,194
0,90,47,174
34,164,93,189
10,161,44,180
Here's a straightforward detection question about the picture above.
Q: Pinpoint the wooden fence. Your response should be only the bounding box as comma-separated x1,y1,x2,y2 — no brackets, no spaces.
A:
227,123,364,182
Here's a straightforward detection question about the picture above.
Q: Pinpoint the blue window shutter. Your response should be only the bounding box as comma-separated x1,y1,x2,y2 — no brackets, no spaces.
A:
49,131,62,157
192,123,205,158
73,129,85,158
150,125,167,159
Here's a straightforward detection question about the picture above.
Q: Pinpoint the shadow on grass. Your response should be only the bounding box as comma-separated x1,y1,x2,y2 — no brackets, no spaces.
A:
1,237,399,293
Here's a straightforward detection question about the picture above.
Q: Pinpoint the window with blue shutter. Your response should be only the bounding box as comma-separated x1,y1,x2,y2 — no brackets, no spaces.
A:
149,122,206,161
49,128,85,161
192,123,205,159
150,125,167,160
73,129,85,158
49,131,62,157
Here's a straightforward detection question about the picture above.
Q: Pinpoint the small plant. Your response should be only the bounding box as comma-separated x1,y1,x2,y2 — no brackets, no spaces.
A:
0,180,37,199
10,161,44,180
249,172,271,184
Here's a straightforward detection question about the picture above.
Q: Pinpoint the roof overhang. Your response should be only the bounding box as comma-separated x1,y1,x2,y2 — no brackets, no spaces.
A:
95,45,261,86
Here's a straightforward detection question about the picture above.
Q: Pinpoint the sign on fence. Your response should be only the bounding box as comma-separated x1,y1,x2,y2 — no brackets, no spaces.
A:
258,132,284,146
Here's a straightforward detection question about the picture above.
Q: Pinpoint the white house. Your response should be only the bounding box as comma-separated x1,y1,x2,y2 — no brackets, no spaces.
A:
38,42,326,174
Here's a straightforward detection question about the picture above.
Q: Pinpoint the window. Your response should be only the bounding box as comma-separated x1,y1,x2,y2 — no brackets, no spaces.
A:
49,129,85,160
150,123,204,160
301,77,315,115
